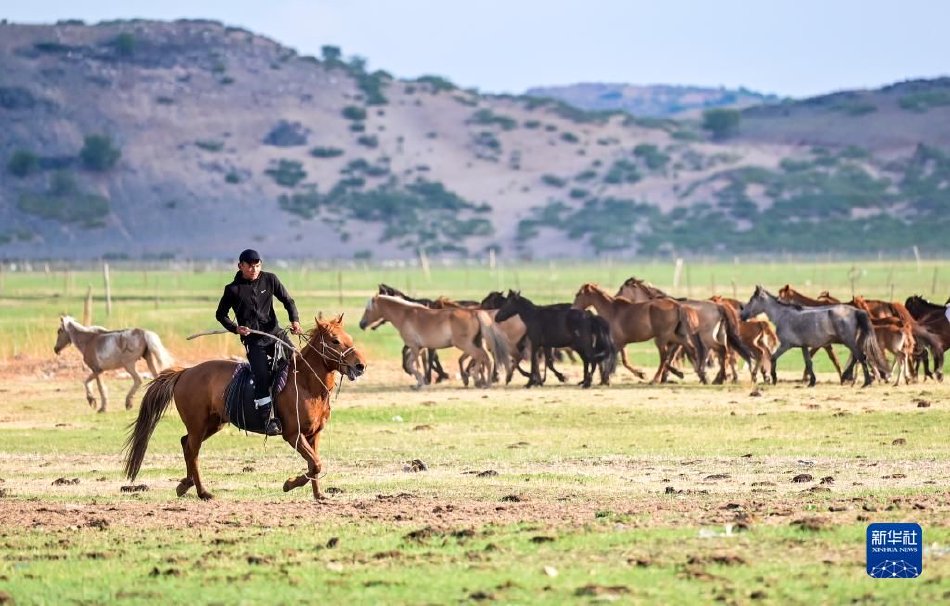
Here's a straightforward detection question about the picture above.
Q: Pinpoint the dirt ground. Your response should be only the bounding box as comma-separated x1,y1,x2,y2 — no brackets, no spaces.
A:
2,352,948,536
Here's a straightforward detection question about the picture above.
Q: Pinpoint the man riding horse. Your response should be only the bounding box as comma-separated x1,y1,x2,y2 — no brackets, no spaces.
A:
215,249,301,436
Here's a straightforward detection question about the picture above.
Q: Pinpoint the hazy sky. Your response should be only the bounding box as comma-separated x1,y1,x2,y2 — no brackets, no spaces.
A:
5,1,948,98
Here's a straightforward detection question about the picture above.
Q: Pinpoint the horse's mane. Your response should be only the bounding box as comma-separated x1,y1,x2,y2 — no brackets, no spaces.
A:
376,294,429,309
620,277,667,298
758,288,805,311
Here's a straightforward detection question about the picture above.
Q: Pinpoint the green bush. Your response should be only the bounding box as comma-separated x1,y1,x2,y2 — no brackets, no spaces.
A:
80,134,121,171
469,109,517,131
898,91,950,113
195,140,224,152
415,75,457,93
541,174,566,188
17,171,110,225
603,159,640,184
342,106,367,121
8,150,39,177
356,135,379,148
633,144,670,170
310,147,344,158
701,108,741,140
111,33,136,57
560,132,579,144
264,159,306,188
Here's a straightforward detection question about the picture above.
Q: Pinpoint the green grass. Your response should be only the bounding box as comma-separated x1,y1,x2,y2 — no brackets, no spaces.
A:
1,259,948,603
1,258,946,362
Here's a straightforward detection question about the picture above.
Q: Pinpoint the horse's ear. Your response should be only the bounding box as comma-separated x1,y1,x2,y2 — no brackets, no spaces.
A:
316,311,323,322
335,313,344,325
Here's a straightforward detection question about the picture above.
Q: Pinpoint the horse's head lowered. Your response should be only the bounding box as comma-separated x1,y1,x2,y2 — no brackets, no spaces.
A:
54,316,73,354
307,314,366,381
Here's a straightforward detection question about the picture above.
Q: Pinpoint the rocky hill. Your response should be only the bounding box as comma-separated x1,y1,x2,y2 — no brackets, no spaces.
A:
1,20,948,260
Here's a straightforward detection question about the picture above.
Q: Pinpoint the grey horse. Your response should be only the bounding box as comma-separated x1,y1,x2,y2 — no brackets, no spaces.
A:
54,316,174,412
740,286,887,387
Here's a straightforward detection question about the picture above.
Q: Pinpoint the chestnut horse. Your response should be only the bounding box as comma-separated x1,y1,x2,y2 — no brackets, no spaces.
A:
615,277,751,383
124,315,366,500
572,283,707,384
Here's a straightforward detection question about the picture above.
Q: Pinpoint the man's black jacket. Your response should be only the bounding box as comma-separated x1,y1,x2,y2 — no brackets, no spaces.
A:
216,271,299,343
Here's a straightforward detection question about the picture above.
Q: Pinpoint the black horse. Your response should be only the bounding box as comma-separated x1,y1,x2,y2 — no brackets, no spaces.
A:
905,295,949,381
494,291,616,388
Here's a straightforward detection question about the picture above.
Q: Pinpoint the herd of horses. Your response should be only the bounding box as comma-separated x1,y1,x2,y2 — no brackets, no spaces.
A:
359,278,949,390
48,277,948,500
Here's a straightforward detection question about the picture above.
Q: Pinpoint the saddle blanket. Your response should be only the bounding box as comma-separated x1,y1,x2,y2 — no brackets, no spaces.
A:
224,362,288,434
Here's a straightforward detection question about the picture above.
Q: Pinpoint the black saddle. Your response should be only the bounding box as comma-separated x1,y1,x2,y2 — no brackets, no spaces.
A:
224,361,289,434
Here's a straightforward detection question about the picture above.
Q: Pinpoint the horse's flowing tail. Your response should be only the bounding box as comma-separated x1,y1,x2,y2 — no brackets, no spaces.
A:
143,330,174,372
478,312,511,380
717,302,754,364
856,312,890,379
591,316,617,378
760,321,780,352
123,367,183,481
913,324,945,380
675,305,707,380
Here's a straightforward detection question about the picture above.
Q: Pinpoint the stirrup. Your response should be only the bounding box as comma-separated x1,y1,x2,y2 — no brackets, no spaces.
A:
264,417,282,436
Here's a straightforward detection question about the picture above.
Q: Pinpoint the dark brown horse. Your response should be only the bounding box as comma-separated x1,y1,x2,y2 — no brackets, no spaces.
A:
124,315,366,500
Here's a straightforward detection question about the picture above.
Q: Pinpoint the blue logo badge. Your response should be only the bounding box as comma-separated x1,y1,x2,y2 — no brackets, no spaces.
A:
866,523,922,578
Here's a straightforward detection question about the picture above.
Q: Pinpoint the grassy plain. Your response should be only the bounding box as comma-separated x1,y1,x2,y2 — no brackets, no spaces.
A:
0,259,947,604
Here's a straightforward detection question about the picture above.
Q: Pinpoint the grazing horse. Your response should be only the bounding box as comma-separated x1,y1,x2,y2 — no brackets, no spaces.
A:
54,316,173,412
616,277,751,383
494,291,616,388
740,286,887,387
572,283,707,384
359,294,508,388
124,315,366,501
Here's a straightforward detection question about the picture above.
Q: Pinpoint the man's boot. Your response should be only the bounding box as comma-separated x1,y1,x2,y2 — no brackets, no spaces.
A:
254,396,282,436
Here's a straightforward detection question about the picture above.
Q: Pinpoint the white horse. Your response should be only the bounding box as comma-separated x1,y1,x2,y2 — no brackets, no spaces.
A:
54,316,174,412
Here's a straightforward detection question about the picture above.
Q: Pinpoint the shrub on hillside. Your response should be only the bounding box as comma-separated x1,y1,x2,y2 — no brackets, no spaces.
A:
264,159,306,188
8,150,39,177
17,170,110,225
701,108,740,141
310,146,345,158
79,134,121,171
342,106,367,121
263,121,309,147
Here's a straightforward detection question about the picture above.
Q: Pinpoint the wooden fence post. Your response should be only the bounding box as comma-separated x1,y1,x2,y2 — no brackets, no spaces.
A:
83,285,93,326
103,262,112,317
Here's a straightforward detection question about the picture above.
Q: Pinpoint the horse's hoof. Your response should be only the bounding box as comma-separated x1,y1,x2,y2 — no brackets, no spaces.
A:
175,481,193,497
283,479,294,492
125,403,133,410
198,491,214,501
97,408,106,414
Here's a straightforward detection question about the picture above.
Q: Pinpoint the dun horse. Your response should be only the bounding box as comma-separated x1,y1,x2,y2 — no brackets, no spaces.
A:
358,294,508,388
741,286,887,387
124,315,366,500
54,316,174,412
